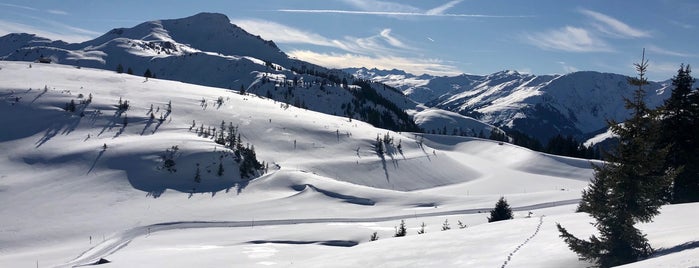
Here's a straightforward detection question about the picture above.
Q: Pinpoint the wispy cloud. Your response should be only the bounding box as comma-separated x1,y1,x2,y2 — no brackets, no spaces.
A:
647,61,685,79
426,0,463,15
578,9,650,38
558,61,579,73
524,8,649,53
342,0,418,13
233,19,415,54
233,19,460,75
288,50,461,76
0,19,98,43
0,2,37,11
47,9,69,15
524,26,612,52
232,19,335,47
279,0,530,18
668,19,693,29
276,9,529,18
646,45,696,58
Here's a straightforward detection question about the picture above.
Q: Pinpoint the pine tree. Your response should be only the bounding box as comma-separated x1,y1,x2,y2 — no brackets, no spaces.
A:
369,231,379,241
441,219,451,231
487,197,513,223
127,67,133,75
557,50,674,267
394,220,407,237
144,68,152,78
417,222,426,234
658,64,699,203
116,63,123,74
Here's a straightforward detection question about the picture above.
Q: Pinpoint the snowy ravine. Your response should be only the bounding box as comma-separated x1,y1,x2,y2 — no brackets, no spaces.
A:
1,62,698,267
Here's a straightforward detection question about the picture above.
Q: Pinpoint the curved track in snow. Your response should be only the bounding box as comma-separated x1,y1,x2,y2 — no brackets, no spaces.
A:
61,199,579,267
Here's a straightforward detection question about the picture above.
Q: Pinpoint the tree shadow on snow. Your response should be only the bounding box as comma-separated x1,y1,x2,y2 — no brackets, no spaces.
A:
651,241,699,258
87,149,106,174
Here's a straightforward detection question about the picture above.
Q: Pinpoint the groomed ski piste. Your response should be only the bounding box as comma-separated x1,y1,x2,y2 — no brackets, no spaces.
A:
1,62,697,267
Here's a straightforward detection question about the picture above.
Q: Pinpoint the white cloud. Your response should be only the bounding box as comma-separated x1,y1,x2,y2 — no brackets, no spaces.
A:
578,9,650,38
231,19,335,47
0,3,37,11
646,45,696,58
0,19,95,43
668,20,693,29
288,50,461,76
47,9,69,15
341,0,420,13
647,61,685,79
233,19,460,76
426,0,463,15
379,29,409,49
280,0,529,18
524,26,612,52
558,61,579,73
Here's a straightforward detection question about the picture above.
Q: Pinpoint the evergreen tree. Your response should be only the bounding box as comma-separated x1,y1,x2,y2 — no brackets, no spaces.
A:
144,68,152,78
441,219,451,231
487,197,513,223
417,222,426,234
126,67,133,75
369,231,379,241
116,63,123,73
65,99,76,112
394,220,407,237
658,64,699,203
557,50,674,267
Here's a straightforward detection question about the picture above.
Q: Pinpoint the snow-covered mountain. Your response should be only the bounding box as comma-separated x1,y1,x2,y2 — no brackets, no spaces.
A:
2,61,697,268
351,68,677,142
0,13,419,132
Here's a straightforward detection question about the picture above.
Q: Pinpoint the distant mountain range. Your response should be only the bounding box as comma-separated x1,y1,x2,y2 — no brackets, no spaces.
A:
347,67,689,143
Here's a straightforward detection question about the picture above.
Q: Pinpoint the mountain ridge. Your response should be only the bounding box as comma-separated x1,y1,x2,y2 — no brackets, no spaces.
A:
0,12,425,132
347,67,681,142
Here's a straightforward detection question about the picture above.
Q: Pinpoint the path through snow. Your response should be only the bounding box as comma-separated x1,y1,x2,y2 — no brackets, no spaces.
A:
62,200,577,267
500,216,545,268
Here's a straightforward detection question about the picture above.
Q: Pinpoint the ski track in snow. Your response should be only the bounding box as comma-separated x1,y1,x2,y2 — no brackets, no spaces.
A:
61,199,577,267
500,215,545,268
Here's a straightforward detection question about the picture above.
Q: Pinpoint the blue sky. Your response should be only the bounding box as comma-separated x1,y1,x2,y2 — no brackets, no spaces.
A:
1,0,697,80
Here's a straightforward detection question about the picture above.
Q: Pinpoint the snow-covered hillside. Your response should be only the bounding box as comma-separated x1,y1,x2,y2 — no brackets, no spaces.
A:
0,13,420,132
355,68,678,142
1,62,697,267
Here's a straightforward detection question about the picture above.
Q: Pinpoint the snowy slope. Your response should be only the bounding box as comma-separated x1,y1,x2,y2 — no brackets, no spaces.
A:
411,107,501,137
1,61,697,268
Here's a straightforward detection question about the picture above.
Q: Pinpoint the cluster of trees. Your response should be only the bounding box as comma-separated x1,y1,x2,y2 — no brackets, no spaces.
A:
557,53,699,267
191,120,264,179
349,80,421,132
370,198,509,242
64,92,92,115
116,63,154,78
374,132,402,156
544,134,599,159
